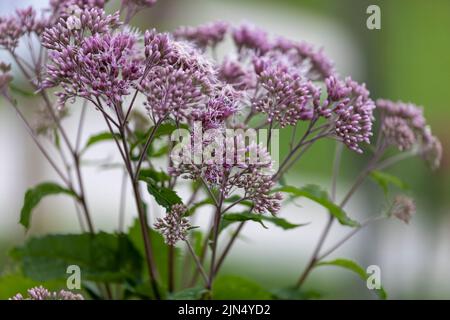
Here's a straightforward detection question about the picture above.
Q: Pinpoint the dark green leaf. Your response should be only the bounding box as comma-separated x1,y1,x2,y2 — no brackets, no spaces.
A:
370,170,409,196
212,275,272,300
128,219,179,291
0,273,66,300
140,177,182,211
82,132,121,153
316,258,387,299
11,232,142,283
139,168,170,183
275,185,359,227
20,182,76,230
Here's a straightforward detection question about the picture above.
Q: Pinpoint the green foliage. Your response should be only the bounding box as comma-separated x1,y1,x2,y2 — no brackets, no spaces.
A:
139,168,170,183
370,170,409,196
140,177,182,211
20,182,76,230
11,232,142,283
222,212,308,230
276,185,359,227
0,272,66,300
82,131,121,154
212,275,272,300
316,258,387,299
127,219,179,291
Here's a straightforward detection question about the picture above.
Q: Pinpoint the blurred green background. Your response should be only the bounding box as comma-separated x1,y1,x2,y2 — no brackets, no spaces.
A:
0,0,449,299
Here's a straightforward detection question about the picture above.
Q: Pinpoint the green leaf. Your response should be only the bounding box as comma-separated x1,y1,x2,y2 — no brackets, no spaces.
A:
271,287,321,300
9,83,35,97
212,275,272,300
276,185,359,227
128,219,179,291
316,258,387,299
82,132,121,153
169,287,209,300
11,232,142,283
20,182,76,230
0,272,66,300
370,170,409,196
140,177,182,211
222,212,308,231
139,168,170,183
149,144,169,157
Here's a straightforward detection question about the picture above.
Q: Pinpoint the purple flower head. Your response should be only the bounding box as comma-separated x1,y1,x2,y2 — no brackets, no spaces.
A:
232,23,272,55
154,204,190,246
325,76,375,153
273,37,335,80
376,99,442,169
50,0,107,17
174,21,228,49
43,30,142,106
41,7,121,51
144,29,173,65
0,7,49,51
140,36,218,121
192,86,239,129
218,58,256,90
170,134,282,215
252,56,317,127
9,286,84,300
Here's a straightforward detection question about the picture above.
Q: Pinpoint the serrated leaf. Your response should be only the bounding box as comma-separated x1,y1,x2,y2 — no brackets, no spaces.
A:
370,170,409,196
20,182,76,230
82,132,120,153
316,258,387,299
275,185,359,227
11,232,142,283
140,177,182,211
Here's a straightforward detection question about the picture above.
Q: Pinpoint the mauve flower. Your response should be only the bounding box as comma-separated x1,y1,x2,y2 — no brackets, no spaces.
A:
252,56,317,127
174,21,228,49
325,76,375,153
50,0,107,17
154,204,190,246
390,195,415,224
273,36,335,80
140,35,218,121
232,23,272,55
41,7,121,52
10,286,84,300
170,135,282,215
42,27,141,106
0,7,49,51
218,58,254,90
376,99,442,169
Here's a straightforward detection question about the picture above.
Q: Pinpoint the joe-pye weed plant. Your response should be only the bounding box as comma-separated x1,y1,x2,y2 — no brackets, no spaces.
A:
0,0,443,300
